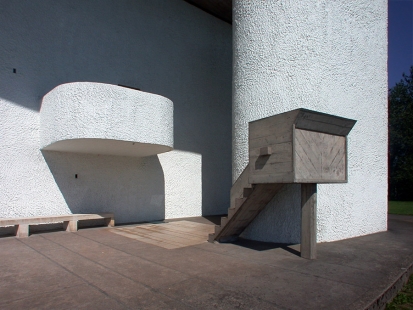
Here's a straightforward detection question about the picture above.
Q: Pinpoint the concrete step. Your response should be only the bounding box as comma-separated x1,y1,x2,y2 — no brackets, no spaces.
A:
242,187,253,198
235,198,247,209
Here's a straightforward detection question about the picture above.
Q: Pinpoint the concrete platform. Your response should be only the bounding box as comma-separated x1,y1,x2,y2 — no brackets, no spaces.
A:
0,215,412,309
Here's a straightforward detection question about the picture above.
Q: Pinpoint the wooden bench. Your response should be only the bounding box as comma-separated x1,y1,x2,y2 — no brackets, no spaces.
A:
0,213,114,238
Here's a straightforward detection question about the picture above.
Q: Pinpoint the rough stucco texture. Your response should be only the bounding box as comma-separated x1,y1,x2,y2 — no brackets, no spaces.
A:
41,151,166,224
0,0,232,221
233,1,388,243
41,82,173,156
158,150,202,219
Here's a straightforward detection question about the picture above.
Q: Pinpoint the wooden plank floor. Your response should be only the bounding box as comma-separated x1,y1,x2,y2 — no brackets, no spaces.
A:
110,220,215,249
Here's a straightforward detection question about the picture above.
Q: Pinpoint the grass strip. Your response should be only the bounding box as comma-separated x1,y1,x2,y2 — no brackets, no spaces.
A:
388,201,413,216
386,274,413,309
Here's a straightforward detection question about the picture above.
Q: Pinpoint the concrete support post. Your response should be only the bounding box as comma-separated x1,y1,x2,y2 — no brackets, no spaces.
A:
63,220,77,232
105,217,115,227
301,183,317,259
15,224,29,238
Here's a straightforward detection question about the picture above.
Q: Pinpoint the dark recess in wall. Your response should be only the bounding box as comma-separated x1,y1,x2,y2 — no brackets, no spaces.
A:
184,0,232,24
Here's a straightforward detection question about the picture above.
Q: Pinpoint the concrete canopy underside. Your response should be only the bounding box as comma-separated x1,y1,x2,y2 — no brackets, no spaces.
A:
43,139,172,158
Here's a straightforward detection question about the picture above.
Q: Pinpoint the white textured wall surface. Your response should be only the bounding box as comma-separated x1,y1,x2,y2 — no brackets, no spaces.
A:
41,82,173,157
158,150,202,219
42,151,166,224
233,1,388,242
0,0,232,221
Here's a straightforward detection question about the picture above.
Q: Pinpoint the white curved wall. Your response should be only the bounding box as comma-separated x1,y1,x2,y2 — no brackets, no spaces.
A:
41,82,173,157
234,1,388,242
0,0,232,221
159,150,202,219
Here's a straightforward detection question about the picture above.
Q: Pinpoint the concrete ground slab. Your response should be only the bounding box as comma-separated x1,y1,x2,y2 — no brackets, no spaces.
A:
0,215,412,309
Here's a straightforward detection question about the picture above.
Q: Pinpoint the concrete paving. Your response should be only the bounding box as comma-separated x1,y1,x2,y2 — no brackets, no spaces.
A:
0,214,412,310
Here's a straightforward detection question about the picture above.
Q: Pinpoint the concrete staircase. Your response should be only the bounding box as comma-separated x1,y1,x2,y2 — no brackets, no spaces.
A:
208,164,284,243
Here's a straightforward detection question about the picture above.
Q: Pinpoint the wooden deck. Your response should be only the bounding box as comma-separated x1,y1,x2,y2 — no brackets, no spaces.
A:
110,220,214,249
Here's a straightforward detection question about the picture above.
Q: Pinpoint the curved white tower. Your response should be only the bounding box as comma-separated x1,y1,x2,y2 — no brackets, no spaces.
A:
233,1,388,243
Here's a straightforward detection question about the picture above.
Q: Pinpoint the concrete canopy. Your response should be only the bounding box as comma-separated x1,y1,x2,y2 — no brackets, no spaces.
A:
40,82,173,157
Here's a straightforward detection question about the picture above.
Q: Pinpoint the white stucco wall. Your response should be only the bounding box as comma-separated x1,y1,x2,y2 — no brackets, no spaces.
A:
0,0,232,222
158,150,202,219
233,1,388,242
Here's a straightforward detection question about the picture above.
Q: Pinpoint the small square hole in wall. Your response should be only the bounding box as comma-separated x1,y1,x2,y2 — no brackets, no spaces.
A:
13,68,16,73
75,174,78,179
